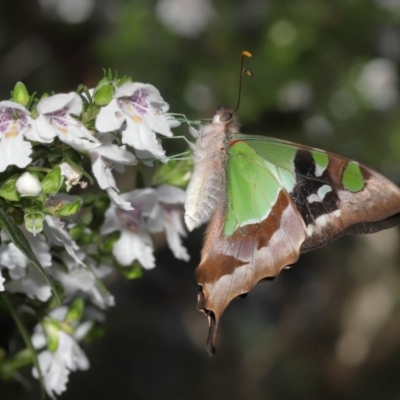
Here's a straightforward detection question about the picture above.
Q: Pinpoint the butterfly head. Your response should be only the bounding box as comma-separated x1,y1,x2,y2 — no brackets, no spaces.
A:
211,107,240,135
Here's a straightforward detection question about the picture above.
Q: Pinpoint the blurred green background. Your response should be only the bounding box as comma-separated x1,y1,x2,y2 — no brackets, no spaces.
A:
2,0,400,399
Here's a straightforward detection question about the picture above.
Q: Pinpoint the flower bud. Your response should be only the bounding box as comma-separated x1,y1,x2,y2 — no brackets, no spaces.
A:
16,172,42,197
93,84,114,106
43,320,60,352
24,211,44,236
13,82,29,106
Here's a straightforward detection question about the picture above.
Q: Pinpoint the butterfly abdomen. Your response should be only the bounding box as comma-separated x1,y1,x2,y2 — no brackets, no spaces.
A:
184,117,233,231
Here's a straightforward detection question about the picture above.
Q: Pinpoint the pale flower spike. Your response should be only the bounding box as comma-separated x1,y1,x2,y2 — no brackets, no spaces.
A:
0,77,189,399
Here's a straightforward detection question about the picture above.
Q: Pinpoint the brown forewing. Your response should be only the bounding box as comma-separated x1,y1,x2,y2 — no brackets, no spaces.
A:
195,190,306,354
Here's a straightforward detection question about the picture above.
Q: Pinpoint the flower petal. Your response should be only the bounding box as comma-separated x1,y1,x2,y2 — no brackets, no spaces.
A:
89,149,117,190
101,205,123,235
37,92,82,115
0,134,32,172
5,265,52,301
122,119,167,159
44,216,85,267
145,113,174,137
156,184,186,204
96,143,137,164
164,209,190,261
95,99,125,132
113,230,155,269
107,188,134,210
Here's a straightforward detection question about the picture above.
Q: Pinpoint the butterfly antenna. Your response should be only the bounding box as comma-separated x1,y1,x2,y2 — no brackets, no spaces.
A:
233,50,253,113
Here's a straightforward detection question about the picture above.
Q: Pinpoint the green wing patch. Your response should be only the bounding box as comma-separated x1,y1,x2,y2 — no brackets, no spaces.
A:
225,140,282,237
342,161,365,192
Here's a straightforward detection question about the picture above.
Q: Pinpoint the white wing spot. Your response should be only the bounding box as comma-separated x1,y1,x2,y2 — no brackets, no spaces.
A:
317,184,332,201
307,193,320,204
306,209,341,237
314,163,326,177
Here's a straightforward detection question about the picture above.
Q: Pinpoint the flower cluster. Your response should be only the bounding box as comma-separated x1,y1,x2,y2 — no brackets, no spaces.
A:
0,76,192,398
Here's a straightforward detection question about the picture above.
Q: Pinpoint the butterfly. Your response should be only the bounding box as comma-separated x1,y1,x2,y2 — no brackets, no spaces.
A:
184,107,400,355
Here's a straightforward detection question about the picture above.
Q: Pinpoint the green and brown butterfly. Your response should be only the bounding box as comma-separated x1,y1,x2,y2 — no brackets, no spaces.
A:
184,105,400,355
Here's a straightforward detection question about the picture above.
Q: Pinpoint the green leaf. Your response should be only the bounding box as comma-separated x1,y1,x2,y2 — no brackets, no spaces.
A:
152,158,193,188
117,262,143,280
0,348,32,380
1,293,46,400
68,223,86,241
0,209,60,302
65,298,84,323
55,198,82,217
0,175,21,202
41,167,62,194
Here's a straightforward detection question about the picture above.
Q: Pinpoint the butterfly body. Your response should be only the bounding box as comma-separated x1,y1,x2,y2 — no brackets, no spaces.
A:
185,108,400,354
184,111,235,231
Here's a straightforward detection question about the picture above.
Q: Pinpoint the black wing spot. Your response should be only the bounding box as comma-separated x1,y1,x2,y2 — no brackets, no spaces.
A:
291,150,340,225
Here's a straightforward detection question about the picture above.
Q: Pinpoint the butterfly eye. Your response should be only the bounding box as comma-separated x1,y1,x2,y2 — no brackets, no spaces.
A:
220,112,233,123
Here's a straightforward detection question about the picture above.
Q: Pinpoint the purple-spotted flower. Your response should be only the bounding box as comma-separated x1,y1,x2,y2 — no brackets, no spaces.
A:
148,185,190,261
34,92,100,151
101,188,158,269
0,101,35,172
95,83,179,161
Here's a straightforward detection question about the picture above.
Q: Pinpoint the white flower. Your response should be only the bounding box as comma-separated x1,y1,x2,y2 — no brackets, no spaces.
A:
16,172,42,196
0,101,34,172
55,256,115,309
148,185,190,261
0,242,29,280
43,216,84,267
88,142,136,210
32,326,89,399
101,188,158,269
34,92,100,151
0,231,52,300
5,264,52,301
95,82,179,161
59,162,86,192
0,231,51,280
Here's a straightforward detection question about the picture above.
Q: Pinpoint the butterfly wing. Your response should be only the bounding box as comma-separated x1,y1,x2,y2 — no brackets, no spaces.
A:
238,135,400,250
196,140,307,354
196,135,400,354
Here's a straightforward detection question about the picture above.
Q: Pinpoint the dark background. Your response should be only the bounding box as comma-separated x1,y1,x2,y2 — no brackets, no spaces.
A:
2,0,400,399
